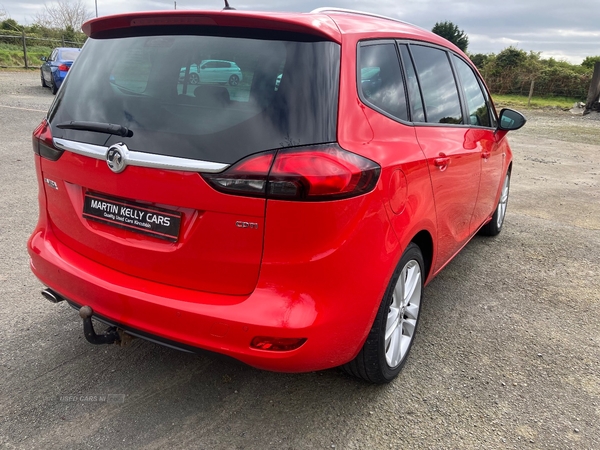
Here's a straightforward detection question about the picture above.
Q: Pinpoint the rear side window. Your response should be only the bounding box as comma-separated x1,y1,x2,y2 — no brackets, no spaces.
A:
452,55,491,127
49,31,340,165
358,43,408,122
398,44,425,123
410,45,463,125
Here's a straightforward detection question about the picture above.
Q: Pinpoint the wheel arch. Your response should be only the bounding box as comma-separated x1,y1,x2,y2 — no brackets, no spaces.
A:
410,230,434,283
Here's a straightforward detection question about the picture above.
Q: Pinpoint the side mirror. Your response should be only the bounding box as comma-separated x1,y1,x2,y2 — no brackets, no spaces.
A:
498,108,526,131
40,56,47,62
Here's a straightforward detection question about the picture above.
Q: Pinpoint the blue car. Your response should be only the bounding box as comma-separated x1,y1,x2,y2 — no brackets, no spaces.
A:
40,47,81,95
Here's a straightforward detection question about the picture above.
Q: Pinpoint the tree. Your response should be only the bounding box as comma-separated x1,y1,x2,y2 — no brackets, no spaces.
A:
34,0,92,31
582,56,600,70
432,21,469,52
495,46,528,69
1,18,22,31
469,53,489,70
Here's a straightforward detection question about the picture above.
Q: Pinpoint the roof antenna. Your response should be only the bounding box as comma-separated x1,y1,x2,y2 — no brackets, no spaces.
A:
223,0,235,10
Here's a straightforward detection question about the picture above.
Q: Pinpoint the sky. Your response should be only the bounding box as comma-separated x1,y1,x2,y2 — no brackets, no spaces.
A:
2,0,598,64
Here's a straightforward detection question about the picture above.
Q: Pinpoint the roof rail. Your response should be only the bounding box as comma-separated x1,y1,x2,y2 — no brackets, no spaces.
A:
310,7,416,28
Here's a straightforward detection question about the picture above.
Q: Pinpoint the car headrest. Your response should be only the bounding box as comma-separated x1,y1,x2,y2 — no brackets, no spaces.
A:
193,85,230,107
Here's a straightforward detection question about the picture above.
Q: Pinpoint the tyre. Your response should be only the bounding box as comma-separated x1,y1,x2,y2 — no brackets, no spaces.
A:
343,243,424,384
479,171,510,237
189,73,200,85
50,77,58,95
228,74,239,86
41,71,48,88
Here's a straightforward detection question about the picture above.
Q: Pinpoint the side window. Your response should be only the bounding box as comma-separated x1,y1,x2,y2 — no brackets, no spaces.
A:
453,55,491,127
50,50,58,61
398,44,425,122
410,45,463,125
358,43,408,122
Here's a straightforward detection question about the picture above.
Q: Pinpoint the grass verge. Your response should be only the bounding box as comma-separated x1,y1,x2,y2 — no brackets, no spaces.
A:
0,44,52,68
492,94,582,109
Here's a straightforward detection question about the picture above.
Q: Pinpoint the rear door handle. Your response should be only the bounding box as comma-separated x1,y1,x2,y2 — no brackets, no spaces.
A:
434,157,450,171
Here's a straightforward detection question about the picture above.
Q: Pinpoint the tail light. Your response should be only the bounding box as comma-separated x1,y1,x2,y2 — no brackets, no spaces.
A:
58,64,70,72
203,145,380,201
32,119,64,161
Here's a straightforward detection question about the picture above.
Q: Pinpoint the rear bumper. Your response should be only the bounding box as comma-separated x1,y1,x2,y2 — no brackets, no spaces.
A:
52,69,67,87
29,228,315,371
28,210,396,371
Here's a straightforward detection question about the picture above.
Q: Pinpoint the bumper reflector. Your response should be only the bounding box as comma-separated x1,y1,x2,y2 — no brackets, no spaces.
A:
250,336,307,351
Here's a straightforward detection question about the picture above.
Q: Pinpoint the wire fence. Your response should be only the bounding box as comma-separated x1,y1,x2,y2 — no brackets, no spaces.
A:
0,33,85,69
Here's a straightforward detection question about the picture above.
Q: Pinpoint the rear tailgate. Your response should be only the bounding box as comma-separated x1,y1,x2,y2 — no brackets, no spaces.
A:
41,24,339,296
40,148,265,295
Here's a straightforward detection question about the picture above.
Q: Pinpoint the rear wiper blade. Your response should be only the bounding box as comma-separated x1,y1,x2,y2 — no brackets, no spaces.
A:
56,121,133,137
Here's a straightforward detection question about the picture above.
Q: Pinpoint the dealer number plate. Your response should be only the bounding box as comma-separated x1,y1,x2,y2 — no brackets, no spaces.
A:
83,192,182,242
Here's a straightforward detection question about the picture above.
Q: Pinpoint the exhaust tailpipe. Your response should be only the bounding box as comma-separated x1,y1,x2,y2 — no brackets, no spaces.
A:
41,288,64,303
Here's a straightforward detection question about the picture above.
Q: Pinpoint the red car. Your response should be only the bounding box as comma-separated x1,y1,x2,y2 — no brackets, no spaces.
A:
28,8,525,383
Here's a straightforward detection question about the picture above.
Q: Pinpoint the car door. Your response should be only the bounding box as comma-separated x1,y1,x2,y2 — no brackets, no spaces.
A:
215,61,229,82
198,61,209,82
42,49,57,84
199,61,217,83
451,55,504,232
407,44,481,271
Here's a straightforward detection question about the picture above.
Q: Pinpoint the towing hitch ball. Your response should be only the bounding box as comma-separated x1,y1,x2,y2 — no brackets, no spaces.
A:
79,306,134,346
41,289,134,346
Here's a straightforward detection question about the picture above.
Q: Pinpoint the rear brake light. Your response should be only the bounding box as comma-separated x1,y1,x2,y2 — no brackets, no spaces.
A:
32,119,64,161
203,145,380,201
58,64,69,72
205,151,275,197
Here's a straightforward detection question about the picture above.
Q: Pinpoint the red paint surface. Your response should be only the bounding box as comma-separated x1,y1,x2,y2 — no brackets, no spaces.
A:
29,10,514,372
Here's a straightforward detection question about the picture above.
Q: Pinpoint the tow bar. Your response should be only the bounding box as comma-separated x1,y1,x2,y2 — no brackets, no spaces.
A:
79,305,135,346
41,289,135,347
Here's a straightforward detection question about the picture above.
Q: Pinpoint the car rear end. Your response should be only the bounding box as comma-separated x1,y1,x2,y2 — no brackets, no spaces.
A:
54,48,80,88
28,11,395,371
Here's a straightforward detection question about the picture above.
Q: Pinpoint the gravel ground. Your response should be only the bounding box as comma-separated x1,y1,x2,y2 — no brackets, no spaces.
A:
1,70,599,449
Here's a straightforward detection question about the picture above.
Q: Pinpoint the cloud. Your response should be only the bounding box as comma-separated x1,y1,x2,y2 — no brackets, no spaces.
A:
2,0,597,63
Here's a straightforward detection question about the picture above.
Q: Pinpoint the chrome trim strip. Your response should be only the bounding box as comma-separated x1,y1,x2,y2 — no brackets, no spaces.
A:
53,137,229,173
54,138,106,159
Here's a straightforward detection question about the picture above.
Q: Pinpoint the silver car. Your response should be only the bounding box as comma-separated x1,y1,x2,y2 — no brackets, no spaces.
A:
180,59,243,86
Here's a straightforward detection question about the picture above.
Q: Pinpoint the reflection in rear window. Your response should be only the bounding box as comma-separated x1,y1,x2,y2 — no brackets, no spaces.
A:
60,50,80,61
49,32,340,165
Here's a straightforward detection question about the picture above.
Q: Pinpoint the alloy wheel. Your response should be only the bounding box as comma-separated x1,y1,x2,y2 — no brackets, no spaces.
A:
496,174,510,229
385,260,422,368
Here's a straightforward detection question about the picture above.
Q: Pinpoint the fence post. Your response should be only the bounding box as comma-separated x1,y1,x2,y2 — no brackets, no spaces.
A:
22,30,28,69
527,79,535,107
585,62,600,113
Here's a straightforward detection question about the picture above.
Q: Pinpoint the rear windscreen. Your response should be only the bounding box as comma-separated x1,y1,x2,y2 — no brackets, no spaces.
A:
48,30,340,164
60,50,80,61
